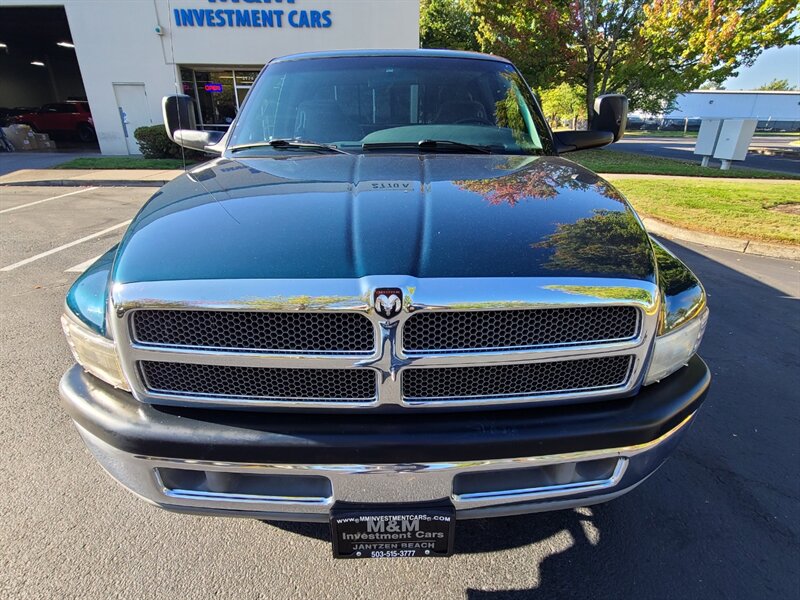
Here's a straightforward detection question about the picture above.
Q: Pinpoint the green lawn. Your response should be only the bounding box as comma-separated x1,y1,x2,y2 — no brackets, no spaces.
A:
610,178,800,245
58,150,797,180
56,157,194,169
569,149,799,179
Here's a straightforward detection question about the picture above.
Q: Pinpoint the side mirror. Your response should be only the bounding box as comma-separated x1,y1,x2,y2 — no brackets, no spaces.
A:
163,94,196,136
553,130,614,153
553,94,628,153
592,94,627,142
162,95,223,154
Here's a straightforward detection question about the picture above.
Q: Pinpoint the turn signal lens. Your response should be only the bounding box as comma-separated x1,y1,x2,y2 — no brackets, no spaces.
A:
61,313,130,391
644,308,708,385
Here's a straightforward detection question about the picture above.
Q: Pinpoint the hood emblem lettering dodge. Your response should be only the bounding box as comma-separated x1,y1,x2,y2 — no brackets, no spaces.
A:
374,288,403,319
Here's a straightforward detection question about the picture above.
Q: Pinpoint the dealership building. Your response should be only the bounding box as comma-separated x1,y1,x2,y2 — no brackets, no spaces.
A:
0,0,420,154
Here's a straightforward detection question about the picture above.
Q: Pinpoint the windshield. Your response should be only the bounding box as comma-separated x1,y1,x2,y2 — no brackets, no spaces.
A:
229,56,549,155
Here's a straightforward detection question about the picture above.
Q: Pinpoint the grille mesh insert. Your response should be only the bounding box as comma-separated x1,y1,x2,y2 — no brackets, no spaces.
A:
403,306,639,353
402,355,633,400
140,362,376,401
132,310,374,354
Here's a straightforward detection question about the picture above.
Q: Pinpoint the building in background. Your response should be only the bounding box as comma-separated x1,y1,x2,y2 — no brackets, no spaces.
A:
630,90,800,132
0,0,420,154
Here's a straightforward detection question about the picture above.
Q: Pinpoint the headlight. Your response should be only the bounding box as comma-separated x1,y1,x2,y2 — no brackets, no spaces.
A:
644,308,708,385
61,312,130,390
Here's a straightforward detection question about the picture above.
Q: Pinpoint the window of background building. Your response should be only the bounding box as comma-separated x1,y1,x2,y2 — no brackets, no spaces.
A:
180,67,260,130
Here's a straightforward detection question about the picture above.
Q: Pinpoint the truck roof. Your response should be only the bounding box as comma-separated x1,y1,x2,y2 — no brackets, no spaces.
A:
270,48,511,64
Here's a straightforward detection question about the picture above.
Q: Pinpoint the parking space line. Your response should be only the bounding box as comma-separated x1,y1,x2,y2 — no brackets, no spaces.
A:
0,187,99,215
66,255,102,273
1,221,131,272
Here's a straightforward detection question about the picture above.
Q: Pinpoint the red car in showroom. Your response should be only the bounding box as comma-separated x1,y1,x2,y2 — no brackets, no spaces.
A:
14,101,96,142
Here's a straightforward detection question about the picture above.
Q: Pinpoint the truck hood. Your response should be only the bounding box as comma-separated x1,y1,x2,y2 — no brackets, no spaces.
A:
113,154,656,283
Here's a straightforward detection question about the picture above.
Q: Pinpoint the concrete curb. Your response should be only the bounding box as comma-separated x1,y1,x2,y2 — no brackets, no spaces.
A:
641,217,800,261
602,173,799,182
0,179,169,187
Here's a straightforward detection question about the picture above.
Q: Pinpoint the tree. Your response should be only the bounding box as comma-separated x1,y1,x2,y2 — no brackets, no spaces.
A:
569,0,646,120
755,78,793,91
471,0,575,91
471,0,647,115
455,161,613,206
533,209,653,278
419,0,478,51
539,83,586,127
468,0,799,118
633,0,799,111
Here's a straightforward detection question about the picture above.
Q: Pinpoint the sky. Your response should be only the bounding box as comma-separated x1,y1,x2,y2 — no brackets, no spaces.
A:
722,45,800,90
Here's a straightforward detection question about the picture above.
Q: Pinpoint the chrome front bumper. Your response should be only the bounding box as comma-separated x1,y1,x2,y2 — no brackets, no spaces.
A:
74,412,695,522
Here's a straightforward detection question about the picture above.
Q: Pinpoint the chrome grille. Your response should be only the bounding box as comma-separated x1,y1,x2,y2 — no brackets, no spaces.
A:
113,277,659,410
132,310,374,354
140,362,377,402
402,306,639,353
402,355,633,401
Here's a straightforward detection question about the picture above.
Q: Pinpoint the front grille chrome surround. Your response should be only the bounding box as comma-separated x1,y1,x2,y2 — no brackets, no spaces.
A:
110,277,660,410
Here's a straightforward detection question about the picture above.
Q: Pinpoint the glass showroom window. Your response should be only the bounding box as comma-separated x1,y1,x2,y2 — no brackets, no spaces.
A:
179,67,260,130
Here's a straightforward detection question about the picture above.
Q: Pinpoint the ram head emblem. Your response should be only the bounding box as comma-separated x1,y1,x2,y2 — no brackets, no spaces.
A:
373,288,403,319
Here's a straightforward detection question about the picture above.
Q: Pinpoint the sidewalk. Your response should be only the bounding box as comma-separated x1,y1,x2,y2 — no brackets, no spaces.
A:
602,173,799,183
0,168,184,187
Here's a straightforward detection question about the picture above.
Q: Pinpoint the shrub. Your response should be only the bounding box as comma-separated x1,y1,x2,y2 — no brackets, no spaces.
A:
133,125,205,160
133,125,179,158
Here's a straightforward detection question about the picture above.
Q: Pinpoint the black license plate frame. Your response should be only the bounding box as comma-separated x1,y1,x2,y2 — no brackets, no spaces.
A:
330,502,456,559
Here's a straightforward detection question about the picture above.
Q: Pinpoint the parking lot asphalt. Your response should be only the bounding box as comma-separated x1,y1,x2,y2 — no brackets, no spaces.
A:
611,136,800,175
1,186,798,599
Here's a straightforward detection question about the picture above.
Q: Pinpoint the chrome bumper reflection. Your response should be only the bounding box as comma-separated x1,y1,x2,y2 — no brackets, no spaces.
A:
75,413,694,522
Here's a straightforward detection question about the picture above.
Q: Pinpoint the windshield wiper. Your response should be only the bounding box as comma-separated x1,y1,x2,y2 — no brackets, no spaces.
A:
362,139,492,154
229,139,349,154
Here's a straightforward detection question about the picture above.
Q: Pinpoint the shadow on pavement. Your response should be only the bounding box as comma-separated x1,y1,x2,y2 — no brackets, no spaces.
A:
267,506,602,554
268,239,799,599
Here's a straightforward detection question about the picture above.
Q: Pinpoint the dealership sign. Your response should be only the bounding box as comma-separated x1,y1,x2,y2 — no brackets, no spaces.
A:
172,0,333,29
